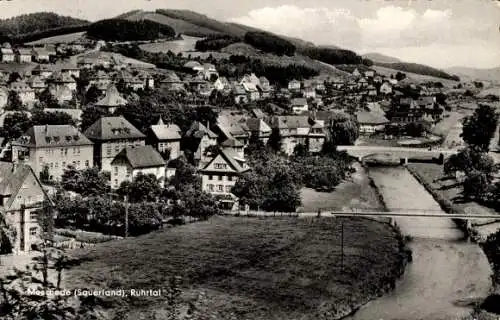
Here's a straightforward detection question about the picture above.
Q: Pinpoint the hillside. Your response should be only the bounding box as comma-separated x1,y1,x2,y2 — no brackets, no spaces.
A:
445,66,500,83
375,61,459,81
362,53,401,63
119,10,221,37
372,65,459,87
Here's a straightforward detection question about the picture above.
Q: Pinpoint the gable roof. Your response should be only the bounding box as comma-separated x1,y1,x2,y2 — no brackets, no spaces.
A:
0,162,49,209
270,116,310,129
246,118,271,133
201,149,249,174
95,84,127,107
84,116,145,141
185,121,217,139
111,145,165,169
13,125,93,148
150,119,182,141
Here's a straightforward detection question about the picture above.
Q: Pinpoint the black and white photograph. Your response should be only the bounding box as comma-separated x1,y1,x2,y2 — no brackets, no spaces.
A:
0,0,499,319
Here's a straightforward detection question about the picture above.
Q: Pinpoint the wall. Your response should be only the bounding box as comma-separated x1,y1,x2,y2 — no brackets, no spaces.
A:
99,139,146,172
35,145,93,180
202,173,237,194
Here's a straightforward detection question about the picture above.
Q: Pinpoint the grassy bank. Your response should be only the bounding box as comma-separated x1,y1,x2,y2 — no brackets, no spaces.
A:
64,214,408,320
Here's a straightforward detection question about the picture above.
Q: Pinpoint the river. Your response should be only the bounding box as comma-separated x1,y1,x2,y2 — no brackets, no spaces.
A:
346,166,492,320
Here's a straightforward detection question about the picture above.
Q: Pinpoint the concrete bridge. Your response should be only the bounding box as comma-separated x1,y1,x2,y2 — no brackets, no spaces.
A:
336,145,458,163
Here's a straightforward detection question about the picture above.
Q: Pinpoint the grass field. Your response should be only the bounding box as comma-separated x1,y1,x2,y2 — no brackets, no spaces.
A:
25,32,86,45
372,65,459,87
64,216,404,319
139,35,202,54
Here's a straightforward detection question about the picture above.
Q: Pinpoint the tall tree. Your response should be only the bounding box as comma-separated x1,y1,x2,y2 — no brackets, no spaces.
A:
267,128,282,153
80,106,109,132
32,110,75,126
117,173,162,203
5,91,23,111
61,167,110,197
461,104,499,151
328,112,360,146
2,112,32,141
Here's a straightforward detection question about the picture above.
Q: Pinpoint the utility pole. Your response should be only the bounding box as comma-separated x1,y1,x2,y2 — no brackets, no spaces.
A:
340,218,344,272
124,195,129,238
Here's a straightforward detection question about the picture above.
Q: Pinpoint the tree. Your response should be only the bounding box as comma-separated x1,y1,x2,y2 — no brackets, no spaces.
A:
461,104,499,151
61,167,110,197
246,133,265,156
395,72,406,81
463,170,491,201
1,112,32,141
37,89,59,108
7,72,21,85
293,143,308,158
262,170,301,212
32,110,75,126
80,106,109,132
169,160,200,192
5,91,23,111
444,147,496,176
328,112,360,145
117,173,162,203
84,85,100,105
267,128,282,152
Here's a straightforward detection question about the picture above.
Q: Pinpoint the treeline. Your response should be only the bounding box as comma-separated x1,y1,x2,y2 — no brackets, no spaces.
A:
195,35,241,51
5,24,90,45
244,31,296,56
86,19,176,41
216,55,319,86
0,12,88,37
298,47,363,65
376,62,460,81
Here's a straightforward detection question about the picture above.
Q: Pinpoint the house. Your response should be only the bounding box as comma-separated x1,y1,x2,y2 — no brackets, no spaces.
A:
357,78,368,88
110,145,166,189
184,121,218,165
308,120,326,153
214,76,231,92
251,108,265,119
51,85,74,104
288,79,301,91
11,125,94,180
232,83,248,104
356,109,389,134
201,63,218,80
90,70,112,92
240,73,260,86
137,70,154,89
215,122,250,148
389,98,422,123
220,138,245,158
246,118,272,144
27,75,47,92
1,44,15,63
269,116,313,155
242,82,260,101
32,64,54,79
59,63,80,79
160,72,185,92
83,116,146,172
16,48,32,63
10,81,36,106
147,118,182,160
200,148,250,210
373,75,383,84
380,82,392,95
257,76,272,98
32,48,50,63
302,85,316,99
77,58,94,69
291,98,309,114
94,84,127,113
49,72,77,91
364,71,375,78
0,162,53,254
352,68,361,77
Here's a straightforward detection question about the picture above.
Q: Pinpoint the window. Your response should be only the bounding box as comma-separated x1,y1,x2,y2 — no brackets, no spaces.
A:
217,185,223,192
209,175,213,180
115,145,120,152
228,176,233,182
126,168,132,177
77,161,80,167
208,184,214,192
214,163,227,169
225,186,232,193
30,211,38,221
29,227,37,236
60,148,64,155
64,148,68,156
78,148,81,154
218,175,222,181
114,179,118,185
106,146,112,156
114,167,118,176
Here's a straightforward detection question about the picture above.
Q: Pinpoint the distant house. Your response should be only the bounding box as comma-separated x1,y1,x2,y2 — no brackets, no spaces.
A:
201,63,218,80
32,64,54,79
11,125,94,180
10,81,36,106
288,79,301,91
291,98,309,114
373,75,383,83
94,84,127,113
214,76,231,92
16,48,32,63
364,71,375,78
199,148,250,210
240,73,260,86
242,82,260,101
356,109,389,134
269,116,319,155
0,161,53,254
0,87,8,110
27,75,47,92
137,70,154,89
147,118,182,160
390,98,422,123
257,76,272,98
59,63,80,79
220,138,245,159
49,85,73,104
380,82,392,95
160,72,184,92
215,122,250,148
232,83,248,104
184,121,218,166
32,48,50,63
49,72,77,91
110,145,166,189
0,46,15,63
246,118,272,144
352,68,361,77
84,116,146,171
89,70,112,92
118,70,144,91
357,77,368,88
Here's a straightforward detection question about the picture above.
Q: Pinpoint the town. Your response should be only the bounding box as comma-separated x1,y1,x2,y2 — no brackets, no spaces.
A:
0,4,499,320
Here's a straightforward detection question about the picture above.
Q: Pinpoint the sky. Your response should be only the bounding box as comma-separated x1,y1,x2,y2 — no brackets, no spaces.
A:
0,0,499,69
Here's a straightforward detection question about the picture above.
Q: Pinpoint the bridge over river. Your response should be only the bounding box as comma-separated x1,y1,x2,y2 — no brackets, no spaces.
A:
336,145,458,162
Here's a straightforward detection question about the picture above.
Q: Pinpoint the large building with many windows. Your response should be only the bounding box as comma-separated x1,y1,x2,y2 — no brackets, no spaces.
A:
11,125,94,181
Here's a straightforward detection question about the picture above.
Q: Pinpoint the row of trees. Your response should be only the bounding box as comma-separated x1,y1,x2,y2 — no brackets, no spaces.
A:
243,31,296,56
195,34,240,51
298,47,363,65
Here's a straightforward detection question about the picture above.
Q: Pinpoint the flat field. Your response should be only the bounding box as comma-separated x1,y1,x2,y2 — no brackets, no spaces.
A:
65,215,403,320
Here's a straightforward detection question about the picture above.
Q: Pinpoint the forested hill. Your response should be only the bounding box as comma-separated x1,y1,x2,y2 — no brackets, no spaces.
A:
0,12,89,37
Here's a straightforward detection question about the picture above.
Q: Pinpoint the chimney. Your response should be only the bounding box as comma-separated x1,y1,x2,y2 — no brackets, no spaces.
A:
206,121,210,130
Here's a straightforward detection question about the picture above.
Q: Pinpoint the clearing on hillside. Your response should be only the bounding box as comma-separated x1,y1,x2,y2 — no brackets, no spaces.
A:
65,216,404,320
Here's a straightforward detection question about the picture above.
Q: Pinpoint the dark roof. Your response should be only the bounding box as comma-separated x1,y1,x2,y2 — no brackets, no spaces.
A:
150,119,182,141
13,125,93,148
251,108,265,119
246,118,271,133
0,162,48,208
221,138,244,148
185,121,217,139
111,145,165,169
270,116,310,129
84,116,145,141
95,84,127,107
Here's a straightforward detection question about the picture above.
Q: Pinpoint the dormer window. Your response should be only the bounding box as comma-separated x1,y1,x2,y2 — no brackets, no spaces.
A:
53,136,60,142
123,128,130,134
45,137,51,143
65,136,72,142
73,135,80,141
